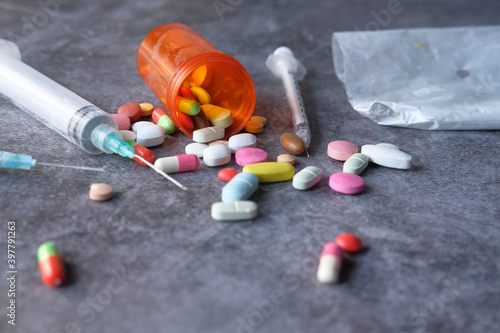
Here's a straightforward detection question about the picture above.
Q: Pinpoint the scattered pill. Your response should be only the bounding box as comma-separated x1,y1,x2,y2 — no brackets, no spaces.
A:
335,233,363,253
243,162,295,183
235,148,268,167
111,113,131,130
208,140,229,147
177,97,200,116
327,140,358,161
218,168,240,182
176,111,195,130
132,121,156,134
250,116,267,125
211,201,258,221
191,65,212,86
245,120,264,134
343,153,370,175
193,126,225,143
192,109,210,129
154,154,200,173
185,143,208,158
222,172,259,202
190,86,212,105
228,133,257,153
180,86,197,100
293,166,322,190
317,242,343,284
329,172,364,195
89,183,113,201
37,242,66,287
280,132,305,155
136,125,165,147
203,144,232,167
119,130,136,142
132,144,154,165
277,153,295,164
152,108,176,134
361,144,412,169
117,102,142,122
201,104,234,128
376,143,400,150
139,103,154,117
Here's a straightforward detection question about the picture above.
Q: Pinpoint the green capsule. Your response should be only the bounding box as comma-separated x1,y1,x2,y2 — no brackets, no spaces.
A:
37,242,59,262
158,115,176,134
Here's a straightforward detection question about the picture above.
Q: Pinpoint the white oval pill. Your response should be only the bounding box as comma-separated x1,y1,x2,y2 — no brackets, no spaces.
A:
208,140,229,147
376,143,400,150
228,133,257,153
343,153,370,175
132,121,156,133
185,143,208,158
136,125,165,147
119,130,136,141
292,166,322,190
211,201,258,221
192,126,225,143
361,144,412,169
203,144,231,167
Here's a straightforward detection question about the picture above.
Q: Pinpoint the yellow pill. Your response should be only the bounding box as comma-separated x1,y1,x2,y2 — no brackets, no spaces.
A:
178,97,200,116
191,86,212,105
242,162,295,183
201,104,233,128
139,103,154,117
277,154,295,165
191,65,212,86
250,116,267,126
245,121,264,134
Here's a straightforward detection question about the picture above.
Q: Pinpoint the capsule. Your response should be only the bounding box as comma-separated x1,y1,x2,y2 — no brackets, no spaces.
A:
154,154,200,173
222,172,259,202
37,242,66,287
132,144,155,166
152,108,176,134
317,242,343,284
176,96,200,116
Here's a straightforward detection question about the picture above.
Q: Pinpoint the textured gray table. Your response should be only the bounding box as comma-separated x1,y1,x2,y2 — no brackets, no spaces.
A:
1,1,499,332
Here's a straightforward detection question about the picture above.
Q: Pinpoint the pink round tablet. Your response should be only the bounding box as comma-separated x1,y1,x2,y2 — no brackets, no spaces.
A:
327,140,358,161
235,148,268,167
329,172,364,195
111,113,131,130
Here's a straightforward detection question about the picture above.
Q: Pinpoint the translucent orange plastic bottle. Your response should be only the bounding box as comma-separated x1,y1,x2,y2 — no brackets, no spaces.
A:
137,23,256,138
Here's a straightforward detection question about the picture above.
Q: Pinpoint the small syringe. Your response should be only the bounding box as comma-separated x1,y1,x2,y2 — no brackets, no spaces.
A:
266,46,311,155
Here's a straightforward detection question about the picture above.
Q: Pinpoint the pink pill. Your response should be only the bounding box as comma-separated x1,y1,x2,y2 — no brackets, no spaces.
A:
111,114,131,130
327,140,358,161
321,242,343,260
329,172,364,195
235,148,268,167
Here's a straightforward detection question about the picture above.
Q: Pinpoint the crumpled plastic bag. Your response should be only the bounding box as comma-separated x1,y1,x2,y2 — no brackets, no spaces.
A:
332,26,500,130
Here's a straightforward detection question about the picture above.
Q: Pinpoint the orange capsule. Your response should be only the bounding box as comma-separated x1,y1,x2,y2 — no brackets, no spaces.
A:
180,87,197,100
133,144,155,166
37,242,66,287
176,111,194,130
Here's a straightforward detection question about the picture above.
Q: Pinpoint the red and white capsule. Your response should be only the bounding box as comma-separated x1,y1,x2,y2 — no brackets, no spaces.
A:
317,242,343,284
153,154,200,173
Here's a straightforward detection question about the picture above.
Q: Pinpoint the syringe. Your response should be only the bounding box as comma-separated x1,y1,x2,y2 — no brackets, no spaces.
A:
0,151,105,171
266,46,311,154
0,39,186,190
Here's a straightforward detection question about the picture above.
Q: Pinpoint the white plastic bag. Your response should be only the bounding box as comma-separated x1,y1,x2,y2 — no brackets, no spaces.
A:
332,26,500,130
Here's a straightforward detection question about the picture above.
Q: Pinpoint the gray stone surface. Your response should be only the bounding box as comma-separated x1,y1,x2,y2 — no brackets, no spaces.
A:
0,0,499,332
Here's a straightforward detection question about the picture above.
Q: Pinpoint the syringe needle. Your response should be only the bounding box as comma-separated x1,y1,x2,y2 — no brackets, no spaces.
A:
133,154,188,191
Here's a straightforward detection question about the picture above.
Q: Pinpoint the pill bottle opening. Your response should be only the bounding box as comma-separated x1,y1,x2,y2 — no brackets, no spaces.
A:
167,57,255,138
137,23,256,139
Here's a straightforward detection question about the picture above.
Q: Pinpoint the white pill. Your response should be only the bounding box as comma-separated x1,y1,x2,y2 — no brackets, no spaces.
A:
136,125,165,147
192,126,225,143
292,166,322,190
376,143,400,150
185,143,208,158
119,130,136,141
228,133,257,153
211,201,258,221
343,153,370,175
132,121,156,133
208,140,229,147
203,144,231,167
361,144,412,169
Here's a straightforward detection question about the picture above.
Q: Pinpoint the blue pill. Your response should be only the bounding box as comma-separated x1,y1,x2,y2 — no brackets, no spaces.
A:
221,172,259,202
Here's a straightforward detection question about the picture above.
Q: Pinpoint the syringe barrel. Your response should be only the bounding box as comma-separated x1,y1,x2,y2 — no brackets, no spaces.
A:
0,40,118,154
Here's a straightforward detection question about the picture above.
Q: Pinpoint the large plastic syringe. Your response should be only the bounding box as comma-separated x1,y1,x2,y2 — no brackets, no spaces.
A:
0,39,187,189
0,39,133,158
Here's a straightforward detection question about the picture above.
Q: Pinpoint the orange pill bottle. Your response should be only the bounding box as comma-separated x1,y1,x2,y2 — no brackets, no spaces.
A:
137,23,256,138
